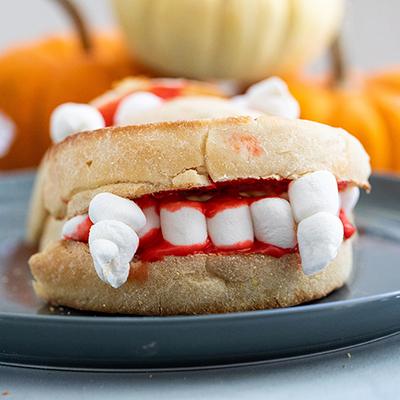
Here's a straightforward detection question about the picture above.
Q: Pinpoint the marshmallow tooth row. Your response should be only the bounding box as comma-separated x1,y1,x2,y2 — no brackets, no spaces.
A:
49,77,301,145
62,171,359,288
159,198,296,251
159,171,358,278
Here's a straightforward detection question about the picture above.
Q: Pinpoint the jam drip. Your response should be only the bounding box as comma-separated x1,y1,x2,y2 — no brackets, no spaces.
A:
339,209,356,239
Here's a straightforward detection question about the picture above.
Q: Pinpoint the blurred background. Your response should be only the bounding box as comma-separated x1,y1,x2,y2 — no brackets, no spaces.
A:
1,0,397,70
0,0,399,172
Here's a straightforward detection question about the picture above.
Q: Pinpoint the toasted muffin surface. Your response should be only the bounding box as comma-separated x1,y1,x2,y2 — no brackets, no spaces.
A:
42,115,370,219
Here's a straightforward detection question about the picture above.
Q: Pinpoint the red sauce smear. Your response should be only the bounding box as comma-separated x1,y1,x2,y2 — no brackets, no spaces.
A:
229,132,264,157
64,179,356,261
129,262,149,283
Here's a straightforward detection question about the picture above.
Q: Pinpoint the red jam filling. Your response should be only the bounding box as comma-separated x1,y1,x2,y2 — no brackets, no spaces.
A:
151,178,291,203
148,85,184,100
97,99,121,126
339,209,356,239
138,237,296,263
161,199,204,213
66,179,356,262
205,196,250,218
97,83,185,126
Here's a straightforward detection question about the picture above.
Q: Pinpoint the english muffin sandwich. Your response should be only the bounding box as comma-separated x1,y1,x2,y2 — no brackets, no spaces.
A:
28,77,370,315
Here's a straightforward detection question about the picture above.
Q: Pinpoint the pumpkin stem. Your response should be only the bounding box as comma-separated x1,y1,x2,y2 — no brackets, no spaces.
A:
330,36,347,87
54,0,92,53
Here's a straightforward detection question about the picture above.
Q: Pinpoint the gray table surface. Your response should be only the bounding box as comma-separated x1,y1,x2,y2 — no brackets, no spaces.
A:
1,333,400,400
1,171,399,399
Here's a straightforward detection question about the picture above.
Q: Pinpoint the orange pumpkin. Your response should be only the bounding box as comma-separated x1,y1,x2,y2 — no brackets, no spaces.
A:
284,42,400,172
0,0,136,170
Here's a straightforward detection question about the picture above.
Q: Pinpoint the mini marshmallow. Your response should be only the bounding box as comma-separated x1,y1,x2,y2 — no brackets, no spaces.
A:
207,205,254,249
229,96,261,118
160,204,207,246
288,171,340,222
250,198,296,248
62,214,88,239
50,103,105,143
114,92,163,126
242,77,300,119
0,111,15,157
340,187,360,214
297,212,344,276
137,205,160,239
89,193,146,232
89,220,139,288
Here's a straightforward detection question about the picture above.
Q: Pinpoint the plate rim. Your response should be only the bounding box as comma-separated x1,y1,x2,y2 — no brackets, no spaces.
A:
2,288,400,324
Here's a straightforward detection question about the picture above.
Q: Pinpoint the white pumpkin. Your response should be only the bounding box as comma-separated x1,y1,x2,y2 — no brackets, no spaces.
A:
112,0,344,82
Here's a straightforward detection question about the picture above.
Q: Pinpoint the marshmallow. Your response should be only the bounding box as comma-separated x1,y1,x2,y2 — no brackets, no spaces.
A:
137,205,160,239
160,203,208,246
0,111,15,157
297,212,344,275
242,77,300,119
288,171,340,222
89,220,139,288
114,92,163,126
340,187,360,214
62,214,89,240
228,96,261,118
50,103,105,143
207,204,254,249
89,239,120,284
250,198,296,248
89,193,146,232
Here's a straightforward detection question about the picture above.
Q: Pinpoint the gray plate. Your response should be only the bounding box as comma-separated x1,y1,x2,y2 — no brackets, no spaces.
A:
0,172,400,370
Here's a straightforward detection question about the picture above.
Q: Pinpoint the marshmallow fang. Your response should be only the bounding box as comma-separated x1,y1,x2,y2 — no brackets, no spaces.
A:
340,187,360,214
50,103,105,143
89,239,125,288
288,171,340,222
250,198,296,248
160,204,208,246
114,92,163,126
88,220,139,288
89,193,146,232
297,212,344,276
0,111,15,157
207,205,254,249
